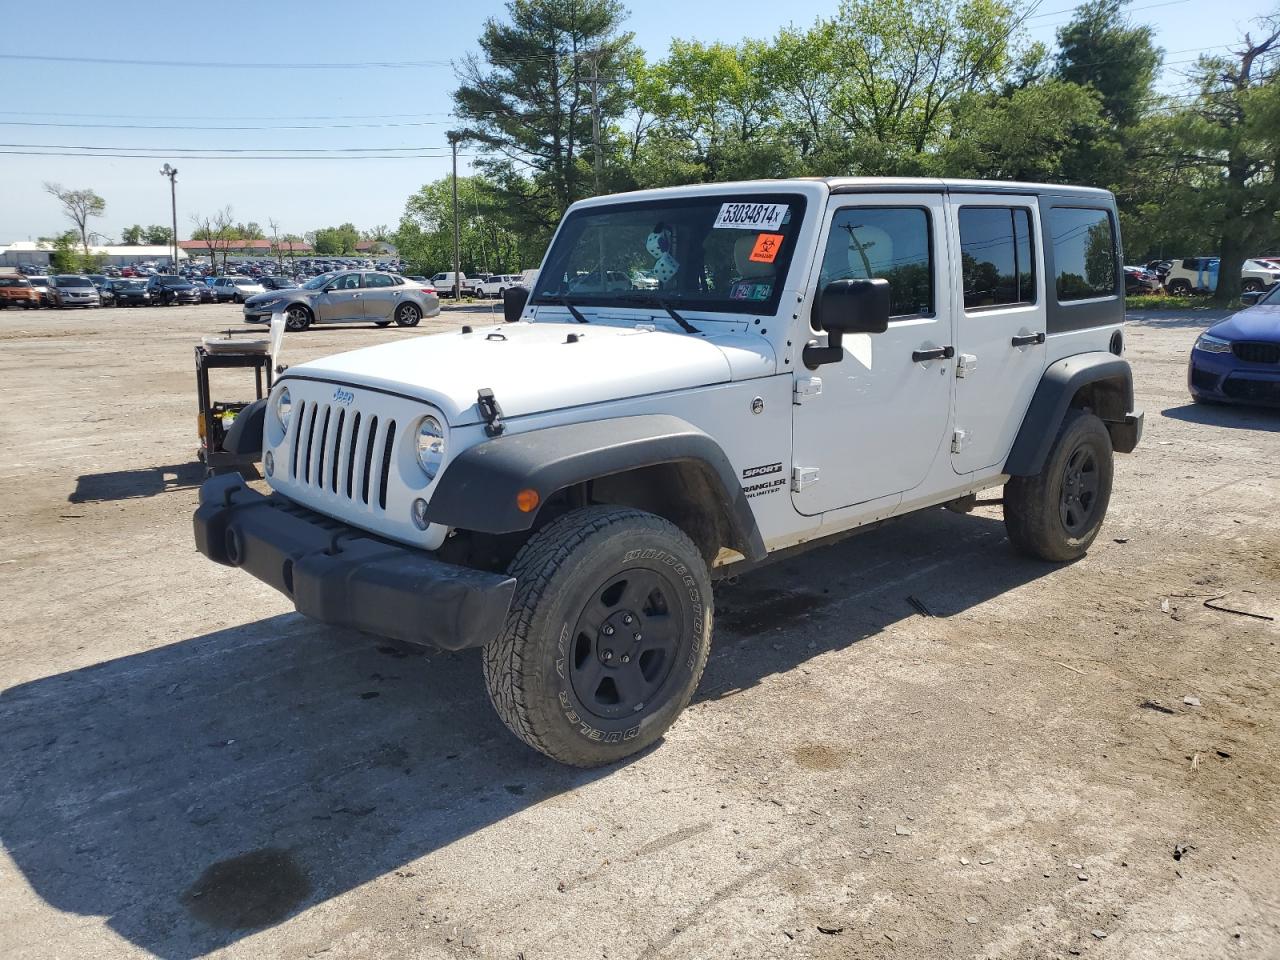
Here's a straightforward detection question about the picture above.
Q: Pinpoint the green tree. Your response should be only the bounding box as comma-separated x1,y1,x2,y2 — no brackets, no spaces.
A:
120,224,145,245
311,223,360,255
395,175,530,274
1161,20,1280,302
143,225,173,246
1056,0,1160,128
43,183,106,255
453,0,634,239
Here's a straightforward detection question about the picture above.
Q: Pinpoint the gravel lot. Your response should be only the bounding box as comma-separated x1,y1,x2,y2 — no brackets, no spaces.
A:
1,303,1277,960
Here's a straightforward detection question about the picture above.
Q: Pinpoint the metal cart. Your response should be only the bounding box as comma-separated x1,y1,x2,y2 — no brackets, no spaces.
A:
195,333,273,479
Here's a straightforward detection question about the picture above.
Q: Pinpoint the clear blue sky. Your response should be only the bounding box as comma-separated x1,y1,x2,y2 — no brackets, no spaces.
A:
0,0,1271,242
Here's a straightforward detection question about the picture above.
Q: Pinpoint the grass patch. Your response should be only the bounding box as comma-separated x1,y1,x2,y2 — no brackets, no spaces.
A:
1126,294,1243,311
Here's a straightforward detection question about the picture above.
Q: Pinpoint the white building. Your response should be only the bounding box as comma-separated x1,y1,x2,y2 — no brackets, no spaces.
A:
0,241,188,268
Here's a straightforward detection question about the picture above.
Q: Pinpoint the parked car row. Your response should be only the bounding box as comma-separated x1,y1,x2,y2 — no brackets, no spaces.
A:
1136,257,1280,295
0,273,275,308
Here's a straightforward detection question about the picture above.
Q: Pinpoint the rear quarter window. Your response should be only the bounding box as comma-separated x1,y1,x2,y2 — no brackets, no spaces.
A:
1048,207,1117,302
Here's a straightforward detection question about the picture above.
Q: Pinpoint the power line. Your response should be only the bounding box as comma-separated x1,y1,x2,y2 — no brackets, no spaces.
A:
0,141,460,154
0,119,455,131
0,52,556,70
0,149,476,160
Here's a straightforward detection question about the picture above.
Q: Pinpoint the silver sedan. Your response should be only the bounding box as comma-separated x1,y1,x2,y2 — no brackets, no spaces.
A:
241,271,440,331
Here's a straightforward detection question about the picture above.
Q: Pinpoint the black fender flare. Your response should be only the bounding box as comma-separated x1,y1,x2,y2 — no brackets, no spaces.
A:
222,398,266,457
1004,352,1138,476
425,414,767,561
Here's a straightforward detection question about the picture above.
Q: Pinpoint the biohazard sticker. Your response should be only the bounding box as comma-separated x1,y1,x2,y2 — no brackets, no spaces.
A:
749,233,784,263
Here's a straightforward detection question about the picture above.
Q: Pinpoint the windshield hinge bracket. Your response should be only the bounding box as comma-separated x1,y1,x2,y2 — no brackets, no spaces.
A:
477,387,505,437
793,376,823,404
792,465,820,491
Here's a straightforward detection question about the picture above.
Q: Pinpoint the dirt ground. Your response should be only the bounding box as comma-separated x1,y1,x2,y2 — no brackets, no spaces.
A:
1,302,1277,960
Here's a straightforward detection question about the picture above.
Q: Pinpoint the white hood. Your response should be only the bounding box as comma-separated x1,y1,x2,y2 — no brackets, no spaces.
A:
286,320,774,424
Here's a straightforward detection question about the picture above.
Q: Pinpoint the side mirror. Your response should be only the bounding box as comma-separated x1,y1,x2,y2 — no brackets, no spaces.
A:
1240,290,1263,306
503,285,530,323
804,278,891,369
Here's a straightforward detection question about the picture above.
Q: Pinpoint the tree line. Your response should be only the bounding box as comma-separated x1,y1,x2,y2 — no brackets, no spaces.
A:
395,0,1280,303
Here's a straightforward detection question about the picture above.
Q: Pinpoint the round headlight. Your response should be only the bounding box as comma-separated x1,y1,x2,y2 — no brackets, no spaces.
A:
415,416,445,479
274,386,292,427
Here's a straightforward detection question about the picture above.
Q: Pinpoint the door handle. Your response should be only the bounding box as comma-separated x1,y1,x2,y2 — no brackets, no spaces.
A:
912,345,955,363
1011,332,1046,347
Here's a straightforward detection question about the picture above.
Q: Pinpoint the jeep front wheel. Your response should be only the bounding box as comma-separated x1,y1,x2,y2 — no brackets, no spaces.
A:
484,506,712,767
1004,409,1113,562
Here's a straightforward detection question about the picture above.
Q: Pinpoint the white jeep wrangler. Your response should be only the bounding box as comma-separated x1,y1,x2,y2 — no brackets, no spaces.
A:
196,178,1143,767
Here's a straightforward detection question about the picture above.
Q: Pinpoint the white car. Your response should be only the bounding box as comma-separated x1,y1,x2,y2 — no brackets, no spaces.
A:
209,276,266,303
475,274,521,298
1163,257,1280,295
195,177,1142,768
430,272,467,297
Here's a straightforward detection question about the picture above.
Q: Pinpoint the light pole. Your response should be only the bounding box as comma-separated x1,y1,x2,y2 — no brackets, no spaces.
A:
447,131,464,300
160,164,178,269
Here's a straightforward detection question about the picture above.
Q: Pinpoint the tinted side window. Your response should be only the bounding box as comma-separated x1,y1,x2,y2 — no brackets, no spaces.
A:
364,273,393,288
958,207,1036,309
818,207,933,318
1050,207,1117,301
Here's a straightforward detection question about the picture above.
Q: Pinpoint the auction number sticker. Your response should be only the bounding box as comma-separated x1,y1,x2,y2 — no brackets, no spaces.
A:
713,202,789,231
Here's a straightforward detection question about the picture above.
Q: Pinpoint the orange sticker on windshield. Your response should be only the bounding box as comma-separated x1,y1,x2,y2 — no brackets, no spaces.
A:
749,233,784,264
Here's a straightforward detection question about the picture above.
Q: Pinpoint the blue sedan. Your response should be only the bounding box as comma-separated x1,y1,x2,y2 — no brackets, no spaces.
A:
1188,288,1280,407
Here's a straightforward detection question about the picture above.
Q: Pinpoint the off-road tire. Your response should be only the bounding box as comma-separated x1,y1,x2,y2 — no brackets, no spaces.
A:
1004,409,1113,562
484,506,713,767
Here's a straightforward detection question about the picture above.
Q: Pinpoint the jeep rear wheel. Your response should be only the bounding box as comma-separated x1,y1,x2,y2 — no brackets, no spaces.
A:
1167,278,1192,296
484,506,712,767
1004,409,1113,562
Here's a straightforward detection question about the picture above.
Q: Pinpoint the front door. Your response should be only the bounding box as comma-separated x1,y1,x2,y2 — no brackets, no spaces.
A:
948,196,1047,474
791,195,955,516
315,272,365,322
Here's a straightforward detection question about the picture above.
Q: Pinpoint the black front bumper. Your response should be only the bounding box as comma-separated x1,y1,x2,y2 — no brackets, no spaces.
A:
193,474,516,650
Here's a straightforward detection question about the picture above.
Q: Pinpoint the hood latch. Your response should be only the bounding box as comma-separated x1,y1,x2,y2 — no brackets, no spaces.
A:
477,387,505,437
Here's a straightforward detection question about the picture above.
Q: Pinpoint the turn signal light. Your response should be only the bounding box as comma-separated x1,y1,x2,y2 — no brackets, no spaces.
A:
516,488,540,513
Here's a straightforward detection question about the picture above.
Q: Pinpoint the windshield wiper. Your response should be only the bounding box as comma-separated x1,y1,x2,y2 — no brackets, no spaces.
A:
538,293,589,323
617,294,700,334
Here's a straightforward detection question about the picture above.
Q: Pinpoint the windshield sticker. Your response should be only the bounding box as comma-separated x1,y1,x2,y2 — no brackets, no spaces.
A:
730,281,773,302
714,202,789,231
748,233,784,264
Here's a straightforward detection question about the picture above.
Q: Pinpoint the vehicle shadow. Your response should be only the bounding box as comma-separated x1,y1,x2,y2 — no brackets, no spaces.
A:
0,509,1044,958
1125,310,1230,330
1162,401,1280,433
69,462,205,503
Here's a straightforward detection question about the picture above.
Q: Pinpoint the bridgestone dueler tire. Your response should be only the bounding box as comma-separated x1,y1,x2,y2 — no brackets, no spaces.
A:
484,506,713,767
1004,409,1114,562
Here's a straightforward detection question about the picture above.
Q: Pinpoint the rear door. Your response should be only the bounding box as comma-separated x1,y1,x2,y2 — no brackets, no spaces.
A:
948,195,1047,475
361,272,401,319
314,272,365,322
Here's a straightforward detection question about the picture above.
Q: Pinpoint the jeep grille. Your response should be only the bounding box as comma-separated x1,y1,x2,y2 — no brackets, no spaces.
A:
288,399,397,511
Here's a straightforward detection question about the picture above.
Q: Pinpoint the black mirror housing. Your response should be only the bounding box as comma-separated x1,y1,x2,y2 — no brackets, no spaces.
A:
503,285,530,323
816,278,891,334
804,278,891,369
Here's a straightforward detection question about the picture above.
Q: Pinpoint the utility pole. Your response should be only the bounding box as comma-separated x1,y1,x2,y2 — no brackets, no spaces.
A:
587,50,603,195
160,163,178,269
447,130,464,300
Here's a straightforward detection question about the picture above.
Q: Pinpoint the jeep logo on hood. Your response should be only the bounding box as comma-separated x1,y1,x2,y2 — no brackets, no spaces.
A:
332,388,355,405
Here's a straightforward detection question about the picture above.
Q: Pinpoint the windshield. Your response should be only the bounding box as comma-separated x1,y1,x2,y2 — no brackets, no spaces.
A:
118,280,146,290
0,277,29,287
532,193,806,316
55,275,93,287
